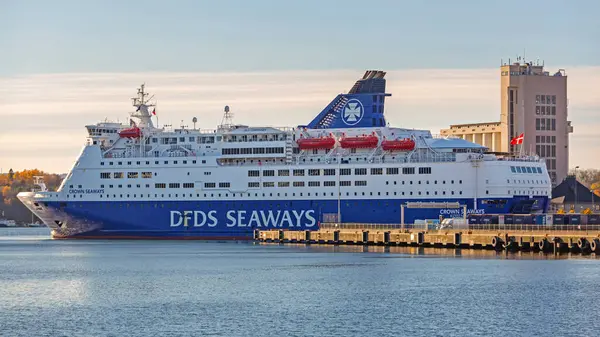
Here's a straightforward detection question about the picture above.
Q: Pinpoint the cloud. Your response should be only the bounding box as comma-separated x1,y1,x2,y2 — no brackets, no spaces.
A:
0,67,599,172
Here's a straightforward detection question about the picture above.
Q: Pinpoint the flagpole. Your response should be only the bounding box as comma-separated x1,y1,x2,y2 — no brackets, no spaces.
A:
154,101,158,128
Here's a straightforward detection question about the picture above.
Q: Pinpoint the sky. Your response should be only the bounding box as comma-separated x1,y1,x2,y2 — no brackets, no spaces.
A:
0,0,599,173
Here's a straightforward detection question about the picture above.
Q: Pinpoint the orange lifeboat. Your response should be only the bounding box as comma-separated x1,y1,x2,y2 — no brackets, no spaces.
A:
119,127,141,138
297,136,336,150
381,138,415,151
339,133,379,149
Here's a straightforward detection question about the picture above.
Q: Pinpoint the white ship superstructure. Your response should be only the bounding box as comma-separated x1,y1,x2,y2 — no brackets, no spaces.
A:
18,71,552,239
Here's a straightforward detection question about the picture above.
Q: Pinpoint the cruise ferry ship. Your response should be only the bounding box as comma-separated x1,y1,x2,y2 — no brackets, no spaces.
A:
18,71,551,239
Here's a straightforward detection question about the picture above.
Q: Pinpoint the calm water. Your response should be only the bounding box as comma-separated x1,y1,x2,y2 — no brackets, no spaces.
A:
1,228,599,337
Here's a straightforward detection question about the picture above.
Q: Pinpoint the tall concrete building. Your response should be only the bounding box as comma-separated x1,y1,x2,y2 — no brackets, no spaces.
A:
441,60,573,185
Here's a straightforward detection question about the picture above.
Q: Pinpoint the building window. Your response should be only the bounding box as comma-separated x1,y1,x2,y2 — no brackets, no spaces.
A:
293,169,305,176
354,181,367,186
263,182,275,188
219,182,231,188
340,168,351,176
278,169,289,176
293,181,305,187
263,170,275,177
308,181,320,187
248,170,260,177
248,182,259,188
308,169,320,176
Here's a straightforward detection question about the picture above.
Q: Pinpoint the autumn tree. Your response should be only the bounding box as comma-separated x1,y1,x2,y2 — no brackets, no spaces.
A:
569,168,600,188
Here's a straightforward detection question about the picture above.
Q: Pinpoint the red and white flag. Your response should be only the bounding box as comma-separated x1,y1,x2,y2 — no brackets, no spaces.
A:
152,108,156,116
510,133,524,145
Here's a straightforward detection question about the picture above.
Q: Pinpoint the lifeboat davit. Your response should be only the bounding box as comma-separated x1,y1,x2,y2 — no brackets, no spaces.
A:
381,138,415,151
119,127,141,138
339,134,379,149
297,136,336,150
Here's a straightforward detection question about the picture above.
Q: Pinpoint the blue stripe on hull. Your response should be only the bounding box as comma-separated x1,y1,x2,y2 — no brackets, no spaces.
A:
44,196,548,239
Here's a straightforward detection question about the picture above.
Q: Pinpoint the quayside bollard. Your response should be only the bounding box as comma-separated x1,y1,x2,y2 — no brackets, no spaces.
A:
590,238,600,254
491,236,504,251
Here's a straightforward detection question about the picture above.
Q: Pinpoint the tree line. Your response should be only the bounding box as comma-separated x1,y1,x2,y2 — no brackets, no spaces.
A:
0,169,63,223
569,168,600,196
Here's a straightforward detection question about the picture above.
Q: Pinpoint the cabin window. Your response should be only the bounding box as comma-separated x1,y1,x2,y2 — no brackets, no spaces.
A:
418,167,432,174
402,167,415,174
371,168,383,175
293,169,305,176
386,168,399,175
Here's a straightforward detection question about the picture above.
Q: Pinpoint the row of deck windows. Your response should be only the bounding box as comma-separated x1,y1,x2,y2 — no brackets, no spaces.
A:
222,147,285,155
101,159,206,166
67,187,548,200
69,190,468,200
247,167,430,177
511,166,543,174
100,172,153,179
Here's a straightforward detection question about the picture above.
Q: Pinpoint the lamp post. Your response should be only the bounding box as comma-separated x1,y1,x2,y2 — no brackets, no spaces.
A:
574,166,579,213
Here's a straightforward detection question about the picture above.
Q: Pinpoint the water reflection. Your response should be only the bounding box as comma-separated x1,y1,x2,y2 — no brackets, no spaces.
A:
258,242,599,259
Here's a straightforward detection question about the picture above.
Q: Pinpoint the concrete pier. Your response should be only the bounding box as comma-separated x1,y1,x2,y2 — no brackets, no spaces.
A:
255,226,600,254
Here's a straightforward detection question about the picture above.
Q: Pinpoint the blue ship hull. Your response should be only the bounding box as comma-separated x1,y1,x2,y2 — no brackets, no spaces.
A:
43,196,548,239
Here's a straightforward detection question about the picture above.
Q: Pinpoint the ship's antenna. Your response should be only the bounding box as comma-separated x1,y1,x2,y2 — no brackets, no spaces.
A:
219,105,234,130
192,117,198,130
